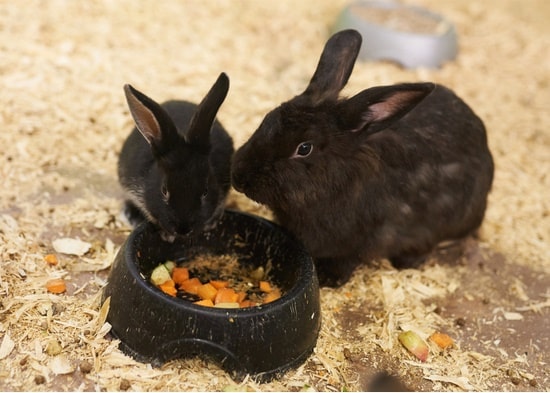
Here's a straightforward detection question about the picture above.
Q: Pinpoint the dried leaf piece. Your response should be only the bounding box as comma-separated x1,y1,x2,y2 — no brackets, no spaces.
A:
429,331,454,349
96,322,112,339
0,334,15,360
98,297,110,330
46,278,67,294
398,330,429,362
52,237,91,256
503,311,523,320
44,254,58,266
49,354,74,375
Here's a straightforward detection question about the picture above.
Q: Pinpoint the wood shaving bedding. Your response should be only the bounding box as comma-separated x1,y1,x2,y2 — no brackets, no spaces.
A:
0,0,548,391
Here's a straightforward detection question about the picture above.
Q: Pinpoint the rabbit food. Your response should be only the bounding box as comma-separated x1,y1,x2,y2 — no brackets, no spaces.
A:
150,255,282,308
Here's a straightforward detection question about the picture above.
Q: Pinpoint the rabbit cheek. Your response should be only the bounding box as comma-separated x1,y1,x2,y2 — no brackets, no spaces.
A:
231,161,268,203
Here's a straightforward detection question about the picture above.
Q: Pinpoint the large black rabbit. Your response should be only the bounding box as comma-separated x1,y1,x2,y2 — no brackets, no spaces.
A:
232,30,494,286
118,73,234,242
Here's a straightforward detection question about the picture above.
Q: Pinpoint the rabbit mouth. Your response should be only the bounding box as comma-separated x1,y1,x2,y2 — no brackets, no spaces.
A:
231,173,269,204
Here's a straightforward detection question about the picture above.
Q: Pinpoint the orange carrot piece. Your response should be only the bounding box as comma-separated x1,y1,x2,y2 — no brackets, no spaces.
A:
239,300,257,308
215,287,239,304
197,283,218,301
209,280,229,290
46,278,66,294
180,277,202,295
259,281,272,293
44,254,58,266
263,288,281,303
159,279,177,297
171,267,189,286
429,332,454,349
236,291,247,303
194,299,214,307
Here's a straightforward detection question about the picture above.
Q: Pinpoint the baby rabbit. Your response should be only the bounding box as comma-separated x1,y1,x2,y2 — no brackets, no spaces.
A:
118,73,234,242
232,30,494,286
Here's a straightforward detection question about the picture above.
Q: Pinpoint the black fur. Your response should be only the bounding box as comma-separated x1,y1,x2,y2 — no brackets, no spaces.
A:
118,73,233,241
231,30,494,286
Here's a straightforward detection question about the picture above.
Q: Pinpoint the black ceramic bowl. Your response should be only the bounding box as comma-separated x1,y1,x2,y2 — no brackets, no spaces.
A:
101,210,321,382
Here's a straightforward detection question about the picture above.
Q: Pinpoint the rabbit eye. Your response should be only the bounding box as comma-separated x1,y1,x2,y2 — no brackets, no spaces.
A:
294,142,313,158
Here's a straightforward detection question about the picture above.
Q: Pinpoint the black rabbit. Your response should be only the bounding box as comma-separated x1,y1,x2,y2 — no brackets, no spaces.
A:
231,30,494,286
118,73,234,242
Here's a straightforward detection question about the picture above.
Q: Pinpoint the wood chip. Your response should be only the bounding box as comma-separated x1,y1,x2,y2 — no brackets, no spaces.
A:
52,238,91,256
0,334,15,360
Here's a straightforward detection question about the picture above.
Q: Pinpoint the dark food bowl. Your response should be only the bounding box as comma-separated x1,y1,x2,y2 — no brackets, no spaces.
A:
102,210,321,382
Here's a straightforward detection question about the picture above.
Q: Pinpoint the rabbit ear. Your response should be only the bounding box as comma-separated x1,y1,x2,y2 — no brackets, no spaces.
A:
302,30,362,104
340,83,435,133
124,84,177,149
186,72,230,148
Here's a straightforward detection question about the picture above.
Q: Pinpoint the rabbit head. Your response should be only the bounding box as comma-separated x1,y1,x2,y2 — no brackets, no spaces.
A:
123,73,231,239
232,30,432,211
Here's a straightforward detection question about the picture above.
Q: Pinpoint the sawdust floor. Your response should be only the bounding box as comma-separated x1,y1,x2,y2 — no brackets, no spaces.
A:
0,0,548,391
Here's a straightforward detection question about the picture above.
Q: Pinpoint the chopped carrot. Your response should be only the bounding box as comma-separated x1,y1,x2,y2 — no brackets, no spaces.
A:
215,287,239,304
429,332,454,349
239,300,256,308
236,291,247,303
46,278,66,294
194,299,214,307
263,288,281,303
171,267,189,286
210,280,229,290
259,281,272,293
159,279,177,297
150,259,283,309
180,277,202,295
197,283,218,301
44,254,58,266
